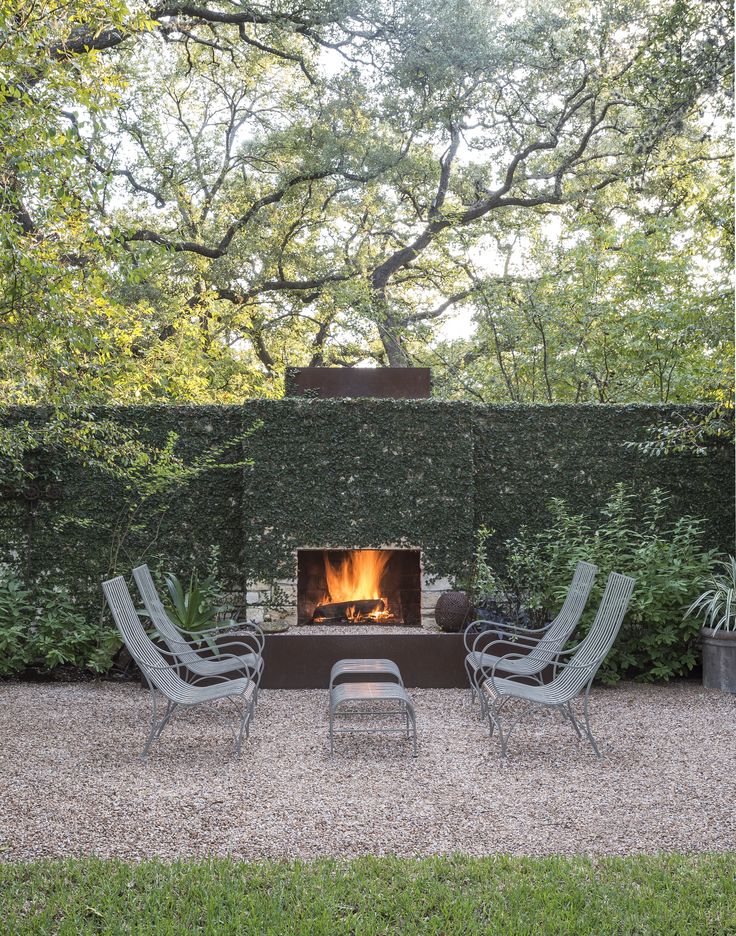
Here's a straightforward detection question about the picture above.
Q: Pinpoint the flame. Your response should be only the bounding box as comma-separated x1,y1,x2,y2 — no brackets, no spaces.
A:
323,549,392,619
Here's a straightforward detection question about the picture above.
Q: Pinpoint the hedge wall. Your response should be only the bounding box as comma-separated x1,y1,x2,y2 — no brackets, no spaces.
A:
240,399,475,581
1,406,249,612
1,401,733,613
471,404,734,560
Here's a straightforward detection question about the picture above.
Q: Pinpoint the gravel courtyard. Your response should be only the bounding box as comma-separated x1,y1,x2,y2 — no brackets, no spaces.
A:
1,680,734,862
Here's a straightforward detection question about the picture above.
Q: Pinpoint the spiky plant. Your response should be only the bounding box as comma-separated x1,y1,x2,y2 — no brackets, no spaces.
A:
686,557,736,634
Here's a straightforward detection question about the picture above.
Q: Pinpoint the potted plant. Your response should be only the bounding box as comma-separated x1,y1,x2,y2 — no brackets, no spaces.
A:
686,556,736,693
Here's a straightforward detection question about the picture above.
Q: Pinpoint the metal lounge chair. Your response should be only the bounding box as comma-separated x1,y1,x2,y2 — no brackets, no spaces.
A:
132,564,264,695
102,576,257,758
480,571,635,759
463,560,597,711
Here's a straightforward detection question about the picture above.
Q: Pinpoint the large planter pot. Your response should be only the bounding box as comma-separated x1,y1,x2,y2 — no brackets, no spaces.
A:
701,627,736,693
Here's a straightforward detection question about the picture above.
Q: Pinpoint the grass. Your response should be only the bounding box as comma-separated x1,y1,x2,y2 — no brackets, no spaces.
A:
1,854,734,935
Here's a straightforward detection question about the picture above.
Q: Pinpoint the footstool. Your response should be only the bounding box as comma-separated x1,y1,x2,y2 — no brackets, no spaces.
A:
328,658,417,756
329,657,404,690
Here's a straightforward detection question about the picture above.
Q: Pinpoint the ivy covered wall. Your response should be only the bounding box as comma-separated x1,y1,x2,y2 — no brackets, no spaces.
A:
240,399,475,582
471,404,734,558
2,401,733,613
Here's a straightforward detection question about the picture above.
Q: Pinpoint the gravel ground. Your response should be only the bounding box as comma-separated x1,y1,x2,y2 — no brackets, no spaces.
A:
1,680,734,862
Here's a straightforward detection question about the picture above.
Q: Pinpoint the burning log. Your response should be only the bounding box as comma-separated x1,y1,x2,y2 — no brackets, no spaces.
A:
312,598,385,623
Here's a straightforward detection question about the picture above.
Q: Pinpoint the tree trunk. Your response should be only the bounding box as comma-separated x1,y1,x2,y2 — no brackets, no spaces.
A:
370,287,410,367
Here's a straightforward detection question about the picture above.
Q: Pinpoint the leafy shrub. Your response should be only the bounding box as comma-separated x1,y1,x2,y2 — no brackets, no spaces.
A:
0,570,34,677
0,568,118,677
487,485,716,682
466,526,500,605
30,586,119,674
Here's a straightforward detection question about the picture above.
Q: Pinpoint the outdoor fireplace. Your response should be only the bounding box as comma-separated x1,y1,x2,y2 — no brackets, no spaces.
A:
297,549,421,626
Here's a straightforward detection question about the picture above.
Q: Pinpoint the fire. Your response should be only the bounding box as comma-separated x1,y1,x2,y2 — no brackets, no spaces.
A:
322,549,392,620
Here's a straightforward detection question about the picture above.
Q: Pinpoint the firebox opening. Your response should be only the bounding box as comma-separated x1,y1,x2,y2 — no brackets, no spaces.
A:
297,549,421,626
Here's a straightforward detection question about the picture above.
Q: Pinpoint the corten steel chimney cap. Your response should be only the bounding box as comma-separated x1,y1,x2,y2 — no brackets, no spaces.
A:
285,367,431,399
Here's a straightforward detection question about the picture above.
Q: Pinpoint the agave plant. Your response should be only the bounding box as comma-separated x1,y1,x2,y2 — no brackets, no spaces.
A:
162,572,222,632
686,556,736,634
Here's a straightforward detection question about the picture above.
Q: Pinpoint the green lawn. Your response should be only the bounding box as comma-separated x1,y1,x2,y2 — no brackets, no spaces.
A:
1,854,734,935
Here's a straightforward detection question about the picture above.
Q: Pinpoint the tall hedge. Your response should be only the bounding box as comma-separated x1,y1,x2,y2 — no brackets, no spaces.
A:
240,399,475,581
1,402,732,613
471,404,734,560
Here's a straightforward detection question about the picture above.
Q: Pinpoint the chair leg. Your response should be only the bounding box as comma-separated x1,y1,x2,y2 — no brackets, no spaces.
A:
561,701,583,739
141,690,178,759
234,696,253,757
561,690,602,756
488,697,525,760
464,657,478,705
486,696,505,741
581,688,601,757
153,700,178,740
141,688,159,759
477,677,491,718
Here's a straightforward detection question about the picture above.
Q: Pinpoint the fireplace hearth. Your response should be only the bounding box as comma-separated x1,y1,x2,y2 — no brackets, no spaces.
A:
297,549,421,626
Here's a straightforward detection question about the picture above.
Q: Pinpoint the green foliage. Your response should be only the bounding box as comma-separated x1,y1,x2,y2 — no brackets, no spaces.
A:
0,0,732,399
0,401,732,674
240,398,475,581
461,525,499,605
496,485,717,682
686,556,736,634
431,160,734,404
0,567,118,677
27,586,119,674
1,854,735,936
0,570,34,677
160,571,230,635
626,390,735,457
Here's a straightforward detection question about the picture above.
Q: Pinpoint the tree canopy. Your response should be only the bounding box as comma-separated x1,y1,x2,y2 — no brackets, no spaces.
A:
1,0,733,403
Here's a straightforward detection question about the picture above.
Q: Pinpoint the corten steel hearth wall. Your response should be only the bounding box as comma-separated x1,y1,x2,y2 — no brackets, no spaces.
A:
285,366,431,398
155,632,540,690
260,632,466,689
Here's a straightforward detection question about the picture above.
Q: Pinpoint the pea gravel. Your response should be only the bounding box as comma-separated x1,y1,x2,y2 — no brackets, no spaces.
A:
0,680,734,862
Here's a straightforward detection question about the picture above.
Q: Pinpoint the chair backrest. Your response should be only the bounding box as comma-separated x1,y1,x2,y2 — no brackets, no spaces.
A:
553,571,635,697
132,564,184,648
102,576,187,700
537,560,598,647
518,561,597,668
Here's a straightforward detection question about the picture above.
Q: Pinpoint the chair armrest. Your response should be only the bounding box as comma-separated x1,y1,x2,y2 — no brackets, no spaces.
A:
479,652,527,683
170,625,264,656
187,651,260,682
194,620,265,653
483,664,540,696
171,620,244,640
464,619,505,654
232,618,266,644
479,645,562,696
471,632,542,655
498,619,554,637
156,637,260,680
188,669,257,690
216,635,263,658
